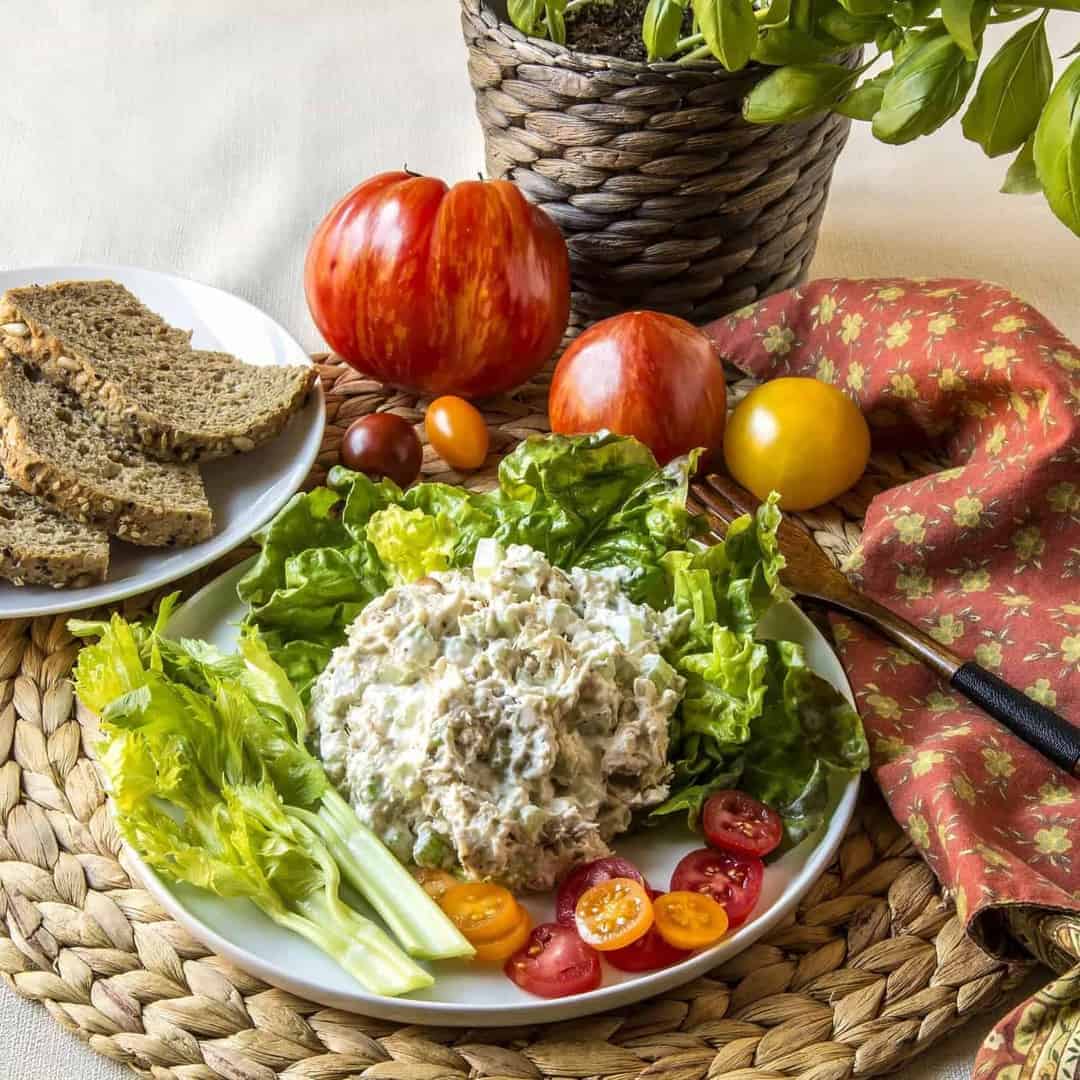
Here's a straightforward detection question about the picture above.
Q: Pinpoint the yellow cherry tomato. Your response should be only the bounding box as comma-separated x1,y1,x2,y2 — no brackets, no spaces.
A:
653,891,730,951
722,377,870,511
471,907,533,963
440,882,520,944
574,877,653,951
411,867,459,902
426,395,490,471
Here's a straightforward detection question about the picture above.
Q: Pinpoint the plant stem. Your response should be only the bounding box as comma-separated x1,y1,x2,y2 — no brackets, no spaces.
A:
564,0,590,13
677,43,715,63
677,32,705,50
790,0,814,33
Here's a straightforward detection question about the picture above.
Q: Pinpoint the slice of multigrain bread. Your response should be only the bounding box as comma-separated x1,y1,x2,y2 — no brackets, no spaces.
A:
0,474,109,587
0,279,315,463
0,348,213,547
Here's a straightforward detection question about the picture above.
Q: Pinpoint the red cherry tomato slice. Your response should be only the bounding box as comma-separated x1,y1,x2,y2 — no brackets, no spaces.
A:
671,848,764,929
556,857,648,927
606,892,692,973
702,790,784,859
504,923,602,999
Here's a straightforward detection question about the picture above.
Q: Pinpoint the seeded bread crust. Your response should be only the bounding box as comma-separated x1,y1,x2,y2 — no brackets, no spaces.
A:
0,280,315,464
0,348,214,548
0,476,109,587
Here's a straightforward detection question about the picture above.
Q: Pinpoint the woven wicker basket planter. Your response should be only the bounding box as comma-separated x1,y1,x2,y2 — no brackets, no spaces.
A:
461,0,856,332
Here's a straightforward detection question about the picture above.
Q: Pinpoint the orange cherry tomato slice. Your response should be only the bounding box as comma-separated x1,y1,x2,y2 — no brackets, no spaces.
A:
653,891,730,951
472,906,533,964
440,882,520,944
426,396,490,471
411,867,458,902
574,877,653,951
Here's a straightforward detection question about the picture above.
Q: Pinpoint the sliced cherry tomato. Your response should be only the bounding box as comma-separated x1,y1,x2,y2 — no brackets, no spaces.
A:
411,867,458,902
574,877,653,952
702,790,784,859
426,396,490,471
671,848,764,929
605,897,692,973
505,923,602,998
654,891,730,950
440,882,520,944
555,857,648,927
472,907,533,964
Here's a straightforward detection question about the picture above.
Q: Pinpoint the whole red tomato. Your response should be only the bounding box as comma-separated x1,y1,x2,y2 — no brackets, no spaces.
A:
305,171,570,397
549,311,727,465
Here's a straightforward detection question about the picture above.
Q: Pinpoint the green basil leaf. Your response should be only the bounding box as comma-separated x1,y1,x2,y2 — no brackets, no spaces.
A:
753,26,842,63
876,23,904,51
643,0,688,60
873,31,978,143
836,0,892,14
507,0,546,36
757,0,793,29
698,0,759,71
818,7,890,43
744,62,861,122
962,17,1052,157
892,27,936,65
1001,135,1041,193
893,0,938,26
544,0,567,44
941,0,989,60
1033,54,1080,235
836,69,892,118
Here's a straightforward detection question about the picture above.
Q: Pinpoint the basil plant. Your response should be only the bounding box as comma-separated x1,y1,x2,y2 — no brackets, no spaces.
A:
508,0,1080,237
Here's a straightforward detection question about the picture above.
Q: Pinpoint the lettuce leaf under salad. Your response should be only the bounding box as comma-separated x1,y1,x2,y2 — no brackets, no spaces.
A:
239,431,868,844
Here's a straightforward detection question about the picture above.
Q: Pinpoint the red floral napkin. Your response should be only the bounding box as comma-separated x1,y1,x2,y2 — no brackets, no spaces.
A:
705,279,1079,1073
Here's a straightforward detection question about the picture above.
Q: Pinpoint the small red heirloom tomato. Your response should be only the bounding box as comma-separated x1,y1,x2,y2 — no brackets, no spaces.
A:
340,414,422,489
305,171,570,398
549,311,727,465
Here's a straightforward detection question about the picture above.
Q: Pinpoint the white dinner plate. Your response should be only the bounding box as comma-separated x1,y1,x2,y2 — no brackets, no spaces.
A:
123,559,861,1027
0,263,324,617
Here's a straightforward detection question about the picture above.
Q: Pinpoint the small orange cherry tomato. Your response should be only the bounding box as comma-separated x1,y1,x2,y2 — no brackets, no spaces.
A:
426,395,490,471
440,882,520,944
574,877,653,951
653,891,730,951
411,867,458,902
472,907,533,963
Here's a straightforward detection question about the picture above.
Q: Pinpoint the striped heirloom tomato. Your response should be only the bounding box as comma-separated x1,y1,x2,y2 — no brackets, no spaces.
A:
306,171,570,397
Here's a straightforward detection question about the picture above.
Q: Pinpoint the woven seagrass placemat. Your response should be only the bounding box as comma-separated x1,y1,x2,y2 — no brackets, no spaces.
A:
0,357,1030,1080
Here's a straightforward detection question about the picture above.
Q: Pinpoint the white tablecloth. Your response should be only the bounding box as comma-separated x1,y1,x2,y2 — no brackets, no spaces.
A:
2,2,1073,1077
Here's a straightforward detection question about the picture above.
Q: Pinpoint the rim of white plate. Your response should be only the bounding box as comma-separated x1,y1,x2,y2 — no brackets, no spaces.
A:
0,263,325,617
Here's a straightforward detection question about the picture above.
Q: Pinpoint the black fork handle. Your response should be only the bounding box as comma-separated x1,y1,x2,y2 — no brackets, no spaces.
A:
951,662,1080,778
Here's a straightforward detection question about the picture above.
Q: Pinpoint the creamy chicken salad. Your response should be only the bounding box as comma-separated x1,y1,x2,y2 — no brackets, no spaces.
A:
309,541,688,891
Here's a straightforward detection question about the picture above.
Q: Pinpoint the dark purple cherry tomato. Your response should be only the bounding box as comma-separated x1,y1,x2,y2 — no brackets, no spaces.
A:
340,413,422,489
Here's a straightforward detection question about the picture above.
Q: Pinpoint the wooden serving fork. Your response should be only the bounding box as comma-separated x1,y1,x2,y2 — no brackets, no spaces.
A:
689,472,1080,779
